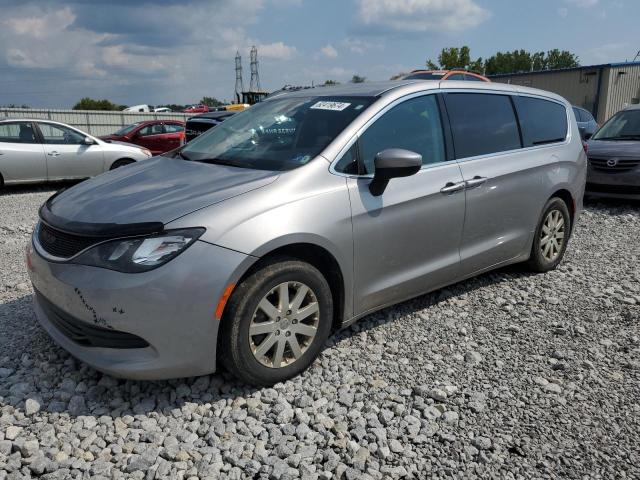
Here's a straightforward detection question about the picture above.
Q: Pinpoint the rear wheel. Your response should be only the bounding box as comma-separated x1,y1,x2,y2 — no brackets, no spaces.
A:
526,197,571,272
220,258,333,386
110,159,135,170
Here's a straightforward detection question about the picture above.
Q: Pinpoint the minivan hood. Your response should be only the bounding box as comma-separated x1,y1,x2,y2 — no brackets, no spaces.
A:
45,157,279,228
587,139,640,157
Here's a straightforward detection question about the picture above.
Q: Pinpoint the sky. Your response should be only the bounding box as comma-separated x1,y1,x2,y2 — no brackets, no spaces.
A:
0,0,638,108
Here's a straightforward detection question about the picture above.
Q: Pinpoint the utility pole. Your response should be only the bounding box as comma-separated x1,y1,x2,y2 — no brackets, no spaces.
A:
234,51,244,104
250,46,260,92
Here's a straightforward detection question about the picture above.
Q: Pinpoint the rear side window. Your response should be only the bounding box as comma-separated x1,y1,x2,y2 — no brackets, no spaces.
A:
447,73,466,80
515,96,568,147
572,107,584,122
464,74,485,82
582,109,595,122
164,124,184,133
0,122,38,144
445,93,521,158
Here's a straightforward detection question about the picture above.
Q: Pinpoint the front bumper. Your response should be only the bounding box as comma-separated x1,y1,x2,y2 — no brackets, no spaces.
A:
586,167,640,200
27,238,252,380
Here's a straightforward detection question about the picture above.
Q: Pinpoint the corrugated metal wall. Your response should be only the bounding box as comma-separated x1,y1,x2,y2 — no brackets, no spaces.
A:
492,68,602,116
0,109,194,136
601,64,640,120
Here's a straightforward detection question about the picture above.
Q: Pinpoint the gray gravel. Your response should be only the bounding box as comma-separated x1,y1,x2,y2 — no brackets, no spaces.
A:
1,185,639,479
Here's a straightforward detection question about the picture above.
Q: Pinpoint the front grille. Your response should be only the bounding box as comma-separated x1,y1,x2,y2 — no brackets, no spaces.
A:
588,157,640,173
36,291,149,349
37,223,99,258
586,183,640,195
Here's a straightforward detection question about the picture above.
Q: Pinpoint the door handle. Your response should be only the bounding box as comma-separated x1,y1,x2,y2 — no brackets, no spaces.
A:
440,181,466,194
465,176,488,189
47,151,61,157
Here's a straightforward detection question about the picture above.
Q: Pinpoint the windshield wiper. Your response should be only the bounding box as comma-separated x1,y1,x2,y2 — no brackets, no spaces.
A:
192,157,244,168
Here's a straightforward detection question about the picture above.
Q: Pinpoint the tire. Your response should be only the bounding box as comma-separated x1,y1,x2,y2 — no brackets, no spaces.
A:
220,257,333,386
526,197,571,273
110,159,135,170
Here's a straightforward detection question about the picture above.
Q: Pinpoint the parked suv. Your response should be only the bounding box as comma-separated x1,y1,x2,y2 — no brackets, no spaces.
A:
403,70,490,82
185,111,236,143
100,120,185,155
27,81,585,385
586,104,640,199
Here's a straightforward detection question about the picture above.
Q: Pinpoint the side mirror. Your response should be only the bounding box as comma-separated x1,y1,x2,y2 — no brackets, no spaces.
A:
583,132,593,140
83,136,95,145
369,148,422,196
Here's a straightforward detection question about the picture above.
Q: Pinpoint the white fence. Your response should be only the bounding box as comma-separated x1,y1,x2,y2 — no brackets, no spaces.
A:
0,108,194,136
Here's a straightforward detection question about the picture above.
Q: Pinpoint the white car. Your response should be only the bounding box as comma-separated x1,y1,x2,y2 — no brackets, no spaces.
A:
0,119,153,187
124,104,150,112
153,107,173,113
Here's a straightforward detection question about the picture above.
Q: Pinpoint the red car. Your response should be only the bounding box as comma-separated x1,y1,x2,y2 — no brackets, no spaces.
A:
183,104,209,113
403,70,490,82
100,120,185,155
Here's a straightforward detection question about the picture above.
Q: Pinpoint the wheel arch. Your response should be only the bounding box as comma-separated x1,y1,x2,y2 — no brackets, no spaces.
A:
549,188,576,229
235,241,347,332
109,158,136,170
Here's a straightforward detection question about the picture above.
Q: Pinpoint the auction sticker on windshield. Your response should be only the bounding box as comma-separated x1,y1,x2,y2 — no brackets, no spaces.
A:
310,101,351,111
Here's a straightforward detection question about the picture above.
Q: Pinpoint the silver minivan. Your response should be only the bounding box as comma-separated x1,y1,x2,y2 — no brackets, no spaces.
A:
27,81,586,385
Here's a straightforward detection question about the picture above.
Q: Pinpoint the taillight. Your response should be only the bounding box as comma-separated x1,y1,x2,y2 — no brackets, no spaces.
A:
582,140,588,154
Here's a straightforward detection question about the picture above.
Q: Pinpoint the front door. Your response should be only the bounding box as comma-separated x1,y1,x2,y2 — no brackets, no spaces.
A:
0,121,47,183
346,94,466,315
37,122,105,179
135,123,165,155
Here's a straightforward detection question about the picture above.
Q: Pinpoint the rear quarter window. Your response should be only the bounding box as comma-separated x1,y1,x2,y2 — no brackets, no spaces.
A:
444,93,521,159
515,97,568,147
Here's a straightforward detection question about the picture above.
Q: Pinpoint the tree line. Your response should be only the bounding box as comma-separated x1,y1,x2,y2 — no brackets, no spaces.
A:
71,96,224,111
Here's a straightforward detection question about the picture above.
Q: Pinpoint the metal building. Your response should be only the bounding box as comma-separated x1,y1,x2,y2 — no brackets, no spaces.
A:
489,61,640,124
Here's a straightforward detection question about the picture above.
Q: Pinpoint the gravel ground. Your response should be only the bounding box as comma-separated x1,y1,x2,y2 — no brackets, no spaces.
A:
0,185,639,480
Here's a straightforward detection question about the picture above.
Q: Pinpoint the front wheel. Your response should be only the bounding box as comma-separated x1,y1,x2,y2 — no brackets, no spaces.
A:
526,197,571,272
220,258,333,386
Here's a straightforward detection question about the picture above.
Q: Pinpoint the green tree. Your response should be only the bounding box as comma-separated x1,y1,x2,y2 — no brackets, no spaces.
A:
427,46,483,72
72,98,122,111
350,75,366,83
545,49,580,70
199,96,224,107
483,49,580,75
323,80,340,85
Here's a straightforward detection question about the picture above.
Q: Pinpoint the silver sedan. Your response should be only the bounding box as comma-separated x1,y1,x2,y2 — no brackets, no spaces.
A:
0,119,152,187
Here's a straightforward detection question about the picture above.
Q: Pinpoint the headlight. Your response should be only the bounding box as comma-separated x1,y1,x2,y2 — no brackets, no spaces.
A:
140,148,152,157
72,228,205,273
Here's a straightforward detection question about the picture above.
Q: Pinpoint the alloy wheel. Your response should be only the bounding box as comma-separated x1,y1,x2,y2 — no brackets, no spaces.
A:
540,209,565,262
249,281,320,368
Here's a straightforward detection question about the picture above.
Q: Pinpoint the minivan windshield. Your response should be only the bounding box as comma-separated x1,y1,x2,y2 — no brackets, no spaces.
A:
177,95,374,171
593,109,640,141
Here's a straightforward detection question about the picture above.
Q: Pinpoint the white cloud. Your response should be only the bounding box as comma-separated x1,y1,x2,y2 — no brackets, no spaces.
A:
319,44,338,59
341,37,380,54
558,7,569,17
356,0,490,32
257,41,298,59
270,0,303,6
584,42,630,63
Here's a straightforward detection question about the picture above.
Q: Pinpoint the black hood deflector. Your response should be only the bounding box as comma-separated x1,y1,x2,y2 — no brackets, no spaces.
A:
39,190,164,238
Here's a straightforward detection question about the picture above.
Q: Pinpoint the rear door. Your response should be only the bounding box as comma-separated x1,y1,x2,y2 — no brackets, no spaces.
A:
343,93,467,315
0,121,47,183
37,122,105,179
443,91,542,274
